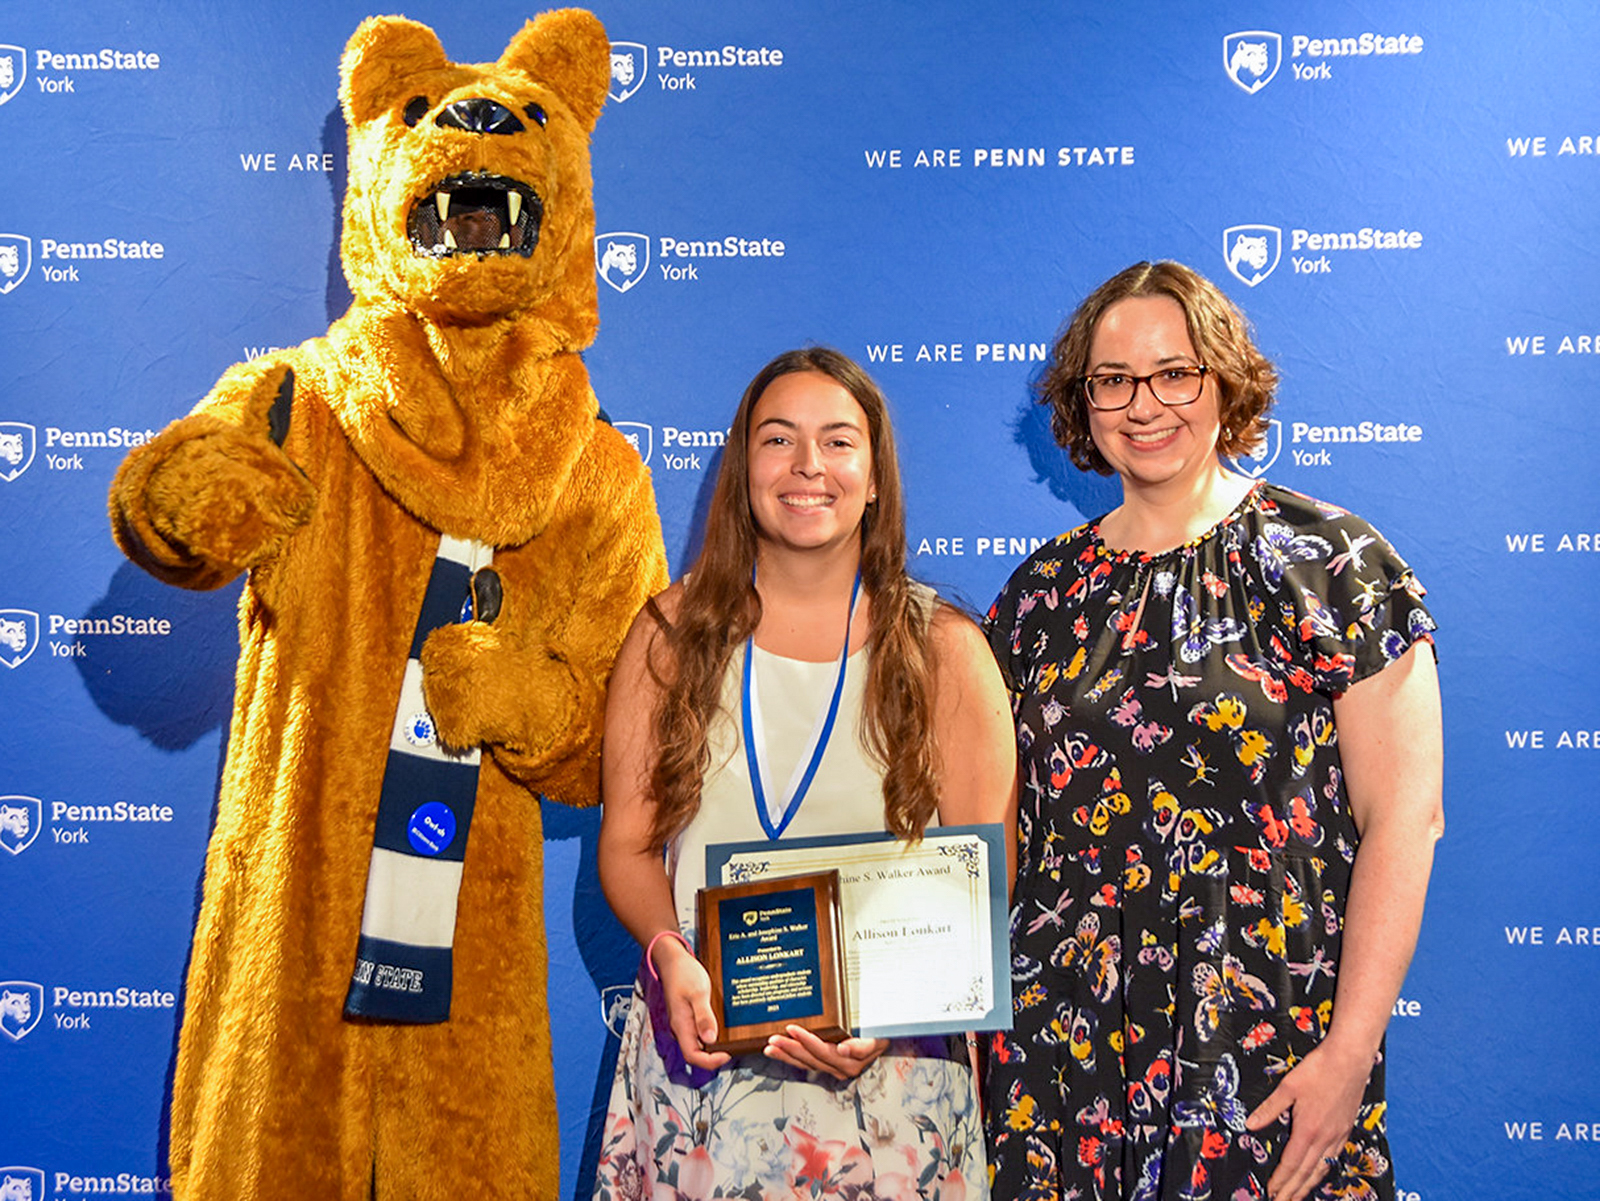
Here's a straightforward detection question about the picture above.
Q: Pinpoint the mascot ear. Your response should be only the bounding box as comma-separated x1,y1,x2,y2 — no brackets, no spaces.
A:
341,16,450,126
501,9,610,133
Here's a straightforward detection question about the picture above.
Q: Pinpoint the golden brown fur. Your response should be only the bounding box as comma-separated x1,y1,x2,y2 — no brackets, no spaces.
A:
108,12,665,1198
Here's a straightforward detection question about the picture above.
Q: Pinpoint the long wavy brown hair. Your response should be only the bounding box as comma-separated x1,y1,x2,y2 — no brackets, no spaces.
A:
1038,260,1280,474
643,347,940,852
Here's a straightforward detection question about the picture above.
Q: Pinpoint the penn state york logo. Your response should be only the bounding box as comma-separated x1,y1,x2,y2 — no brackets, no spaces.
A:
1227,418,1283,479
0,796,42,856
1223,32,1282,94
0,235,31,295
596,232,650,294
0,610,40,669
613,421,653,466
600,984,632,1039
0,981,44,1042
0,423,36,482
0,1168,46,1201
1223,225,1282,287
608,42,647,104
0,45,27,107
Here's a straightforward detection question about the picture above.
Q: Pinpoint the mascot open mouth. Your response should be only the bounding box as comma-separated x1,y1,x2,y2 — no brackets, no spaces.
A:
408,172,543,258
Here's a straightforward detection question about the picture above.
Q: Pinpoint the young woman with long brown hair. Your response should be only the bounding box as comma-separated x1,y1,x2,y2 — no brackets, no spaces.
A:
591,347,1016,1199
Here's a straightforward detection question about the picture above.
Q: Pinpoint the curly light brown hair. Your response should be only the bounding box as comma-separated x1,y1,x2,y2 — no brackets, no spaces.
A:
1037,260,1279,474
641,347,941,852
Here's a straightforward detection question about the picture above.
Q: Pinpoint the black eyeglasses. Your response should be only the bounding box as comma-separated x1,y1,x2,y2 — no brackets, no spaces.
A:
1081,365,1210,411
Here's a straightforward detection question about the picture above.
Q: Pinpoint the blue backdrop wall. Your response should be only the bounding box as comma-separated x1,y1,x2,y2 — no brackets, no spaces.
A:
2,3,1597,1199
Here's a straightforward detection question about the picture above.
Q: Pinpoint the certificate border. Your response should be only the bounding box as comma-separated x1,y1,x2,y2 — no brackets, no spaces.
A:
706,823,1011,1038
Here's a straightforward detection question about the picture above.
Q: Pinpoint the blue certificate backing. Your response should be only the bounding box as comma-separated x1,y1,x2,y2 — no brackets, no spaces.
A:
706,823,1012,1038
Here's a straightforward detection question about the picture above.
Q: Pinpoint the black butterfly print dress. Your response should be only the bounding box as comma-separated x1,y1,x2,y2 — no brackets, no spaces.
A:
982,484,1435,1201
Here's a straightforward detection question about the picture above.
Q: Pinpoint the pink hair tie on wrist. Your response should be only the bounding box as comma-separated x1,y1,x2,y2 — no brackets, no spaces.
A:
645,929,693,980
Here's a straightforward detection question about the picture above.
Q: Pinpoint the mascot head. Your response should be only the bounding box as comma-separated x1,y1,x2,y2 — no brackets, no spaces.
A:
338,10,608,337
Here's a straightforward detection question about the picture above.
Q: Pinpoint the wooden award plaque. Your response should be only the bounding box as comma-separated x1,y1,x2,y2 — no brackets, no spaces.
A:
695,869,850,1055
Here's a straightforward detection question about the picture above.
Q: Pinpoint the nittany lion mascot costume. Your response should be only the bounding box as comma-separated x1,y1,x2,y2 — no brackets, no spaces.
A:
109,11,666,1198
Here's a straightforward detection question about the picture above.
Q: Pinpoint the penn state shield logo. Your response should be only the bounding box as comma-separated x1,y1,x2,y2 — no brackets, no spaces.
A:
0,796,42,856
0,46,26,107
0,1168,47,1201
0,235,31,296
0,423,36,483
1223,31,1282,94
1223,225,1282,287
596,232,650,294
1227,418,1283,479
600,984,632,1039
607,42,647,104
613,422,653,466
0,610,39,669
0,981,44,1042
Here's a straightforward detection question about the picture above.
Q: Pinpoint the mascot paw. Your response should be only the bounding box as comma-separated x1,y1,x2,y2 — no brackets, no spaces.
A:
420,622,583,759
144,364,314,573
146,423,313,574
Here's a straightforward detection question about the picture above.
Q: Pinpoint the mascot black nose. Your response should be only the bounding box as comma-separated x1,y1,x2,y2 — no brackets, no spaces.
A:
435,98,525,135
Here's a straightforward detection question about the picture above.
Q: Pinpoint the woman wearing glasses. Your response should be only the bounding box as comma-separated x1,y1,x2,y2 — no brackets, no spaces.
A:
982,262,1442,1201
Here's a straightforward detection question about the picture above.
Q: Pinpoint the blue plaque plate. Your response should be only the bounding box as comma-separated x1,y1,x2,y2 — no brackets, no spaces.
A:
696,869,848,1054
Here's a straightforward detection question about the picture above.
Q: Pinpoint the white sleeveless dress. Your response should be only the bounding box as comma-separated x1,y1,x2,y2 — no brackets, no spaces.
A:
591,607,988,1200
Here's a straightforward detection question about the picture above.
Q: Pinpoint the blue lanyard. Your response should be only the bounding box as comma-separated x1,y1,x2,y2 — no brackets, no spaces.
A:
741,570,862,841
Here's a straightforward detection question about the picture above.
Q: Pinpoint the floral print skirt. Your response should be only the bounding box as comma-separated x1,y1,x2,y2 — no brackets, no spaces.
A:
592,977,988,1200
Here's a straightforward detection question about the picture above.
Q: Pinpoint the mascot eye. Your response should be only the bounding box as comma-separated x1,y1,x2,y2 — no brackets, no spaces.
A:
403,96,431,127
523,102,547,128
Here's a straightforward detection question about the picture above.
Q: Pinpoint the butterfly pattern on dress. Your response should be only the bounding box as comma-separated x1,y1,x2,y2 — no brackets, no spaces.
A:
1242,788,1323,851
1254,523,1333,590
1192,956,1277,1043
1037,1000,1100,1069
1289,710,1337,779
1111,688,1175,753
1224,647,1316,705
1050,912,1121,1004
1173,588,1249,663
1187,693,1276,785
1173,1052,1251,1131
983,484,1435,1201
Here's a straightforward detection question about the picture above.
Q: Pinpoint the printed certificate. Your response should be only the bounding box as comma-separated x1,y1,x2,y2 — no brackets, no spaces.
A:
705,824,1011,1038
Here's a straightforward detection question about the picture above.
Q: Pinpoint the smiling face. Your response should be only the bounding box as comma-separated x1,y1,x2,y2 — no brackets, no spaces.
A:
746,371,876,561
1085,294,1223,497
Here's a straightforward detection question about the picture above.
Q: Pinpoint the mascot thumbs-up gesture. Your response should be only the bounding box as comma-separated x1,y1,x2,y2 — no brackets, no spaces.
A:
109,11,666,1198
